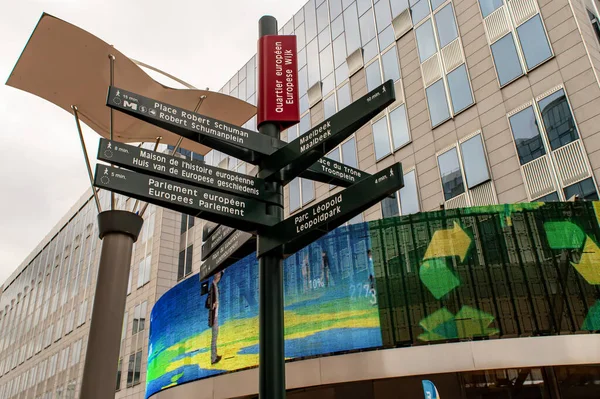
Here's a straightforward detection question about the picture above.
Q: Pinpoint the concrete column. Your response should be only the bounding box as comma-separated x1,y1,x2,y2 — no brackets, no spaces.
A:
79,210,143,399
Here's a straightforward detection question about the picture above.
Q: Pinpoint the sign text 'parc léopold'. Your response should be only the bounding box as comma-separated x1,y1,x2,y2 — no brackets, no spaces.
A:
259,162,404,256
93,165,276,232
257,35,299,129
97,139,273,202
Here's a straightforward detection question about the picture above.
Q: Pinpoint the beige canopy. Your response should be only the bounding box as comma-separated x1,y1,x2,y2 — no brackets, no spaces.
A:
6,13,257,155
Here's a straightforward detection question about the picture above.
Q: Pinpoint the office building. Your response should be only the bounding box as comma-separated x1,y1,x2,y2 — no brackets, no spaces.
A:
2,0,600,397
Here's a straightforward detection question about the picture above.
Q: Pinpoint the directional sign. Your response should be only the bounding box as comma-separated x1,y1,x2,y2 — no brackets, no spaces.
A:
303,157,367,187
257,162,404,257
200,230,255,281
202,221,220,241
201,225,235,260
97,139,274,202
94,165,276,232
106,86,276,164
257,80,396,182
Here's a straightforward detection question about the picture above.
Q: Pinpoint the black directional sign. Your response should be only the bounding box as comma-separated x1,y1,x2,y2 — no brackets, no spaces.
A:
303,157,368,186
202,221,220,241
201,225,235,260
106,86,276,164
257,162,404,257
93,165,276,232
97,139,275,202
200,230,255,281
257,80,396,182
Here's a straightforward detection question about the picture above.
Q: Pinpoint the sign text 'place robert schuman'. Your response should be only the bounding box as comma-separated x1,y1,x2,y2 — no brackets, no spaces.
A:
93,165,276,232
257,35,299,128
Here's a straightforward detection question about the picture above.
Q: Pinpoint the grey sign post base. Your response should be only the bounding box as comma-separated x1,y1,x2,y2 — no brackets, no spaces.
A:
79,210,143,399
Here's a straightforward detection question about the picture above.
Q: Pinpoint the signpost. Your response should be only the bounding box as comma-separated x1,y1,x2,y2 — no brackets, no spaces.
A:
257,80,396,183
92,15,404,399
93,165,277,232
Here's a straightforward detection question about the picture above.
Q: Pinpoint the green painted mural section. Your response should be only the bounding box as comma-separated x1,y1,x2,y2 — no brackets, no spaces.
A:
369,201,600,346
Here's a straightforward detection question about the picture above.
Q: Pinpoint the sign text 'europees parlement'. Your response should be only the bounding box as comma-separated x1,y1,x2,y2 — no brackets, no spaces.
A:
97,139,272,202
93,165,275,231
257,35,300,129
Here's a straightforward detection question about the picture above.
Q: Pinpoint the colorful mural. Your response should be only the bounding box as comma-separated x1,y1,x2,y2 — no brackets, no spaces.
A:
146,202,600,398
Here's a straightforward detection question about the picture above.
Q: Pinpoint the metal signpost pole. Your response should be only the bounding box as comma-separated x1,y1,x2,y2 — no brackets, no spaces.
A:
79,211,143,399
257,15,286,399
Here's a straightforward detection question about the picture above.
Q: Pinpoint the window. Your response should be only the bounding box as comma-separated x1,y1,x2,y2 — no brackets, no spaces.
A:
301,178,316,204
509,106,546,165
426,80,451,126
288,116,314,211
337,83,352,110
137,254,151,287
180,214,194,233
177,245,193,280
460,134,490,188
415,19,437,62
389,105,410,149
392,0,409,17
430,0,445,11
381,169,421,217
116,358,122,391
382,48,401,82
516,15,552,70
343,3,361,54
77,300,87,327
359,9,376,44
588,9,600,44
447,65,474,114
126,354,134,387
126,269,132,295
132,301,148,335
133,351,142,385
333,35,347,68
478,0,503,17
537,89,579,150
411,0,431,25
535,192,560,202
375,0,392,32
479,1,552,86
324,95,336,119
490,34,523,86
341,138,358,168
120,311,128,345
434,4,458,47
564,178,599,201
71,339,81,367
438,147,466,201
289,178,301,212
373,116,392,159
366,60,382,91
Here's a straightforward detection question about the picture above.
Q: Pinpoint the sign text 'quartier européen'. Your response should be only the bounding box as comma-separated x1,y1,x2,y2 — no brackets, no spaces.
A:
97,139,274,202
93,165,276,232
201,225,235,260
258,162,404,256
200,229,255,281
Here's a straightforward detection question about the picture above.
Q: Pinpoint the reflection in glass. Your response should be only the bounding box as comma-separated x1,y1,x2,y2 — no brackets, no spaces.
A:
378,25,396,51
374,0,392,32
478,0,504,17
333,34,347,67
491,34,523,86
324,95,337,119
538,89,579,150
344,3,362,54
447,64,474,113
415,19,437,63
564,178,599,201
342,137,358,168
460,135,490,188
338,82,352,110
516,15,552,70
400,170,420,215
411,0,431,25
366,60,382,91
535,192,559,202
430,0,446,11
435,4,458,48
382,196,400,217
426,79,451,126
509,106,546,165
360,9,376,44
382,48,401,82
373,117,392,159
438,147,465,201
289,178,301,211
390,105,410,149
391,0,409,17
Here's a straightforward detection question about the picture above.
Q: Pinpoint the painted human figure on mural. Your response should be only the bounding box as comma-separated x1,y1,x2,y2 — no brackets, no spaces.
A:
302,253,311,293
321,250,331,287
208,271,222,365
367,249,375,290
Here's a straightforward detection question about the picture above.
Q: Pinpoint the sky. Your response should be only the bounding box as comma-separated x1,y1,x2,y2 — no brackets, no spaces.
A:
0,0,307,286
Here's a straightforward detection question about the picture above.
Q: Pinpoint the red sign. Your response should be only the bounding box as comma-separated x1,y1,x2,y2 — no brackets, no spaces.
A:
257,35,300,129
